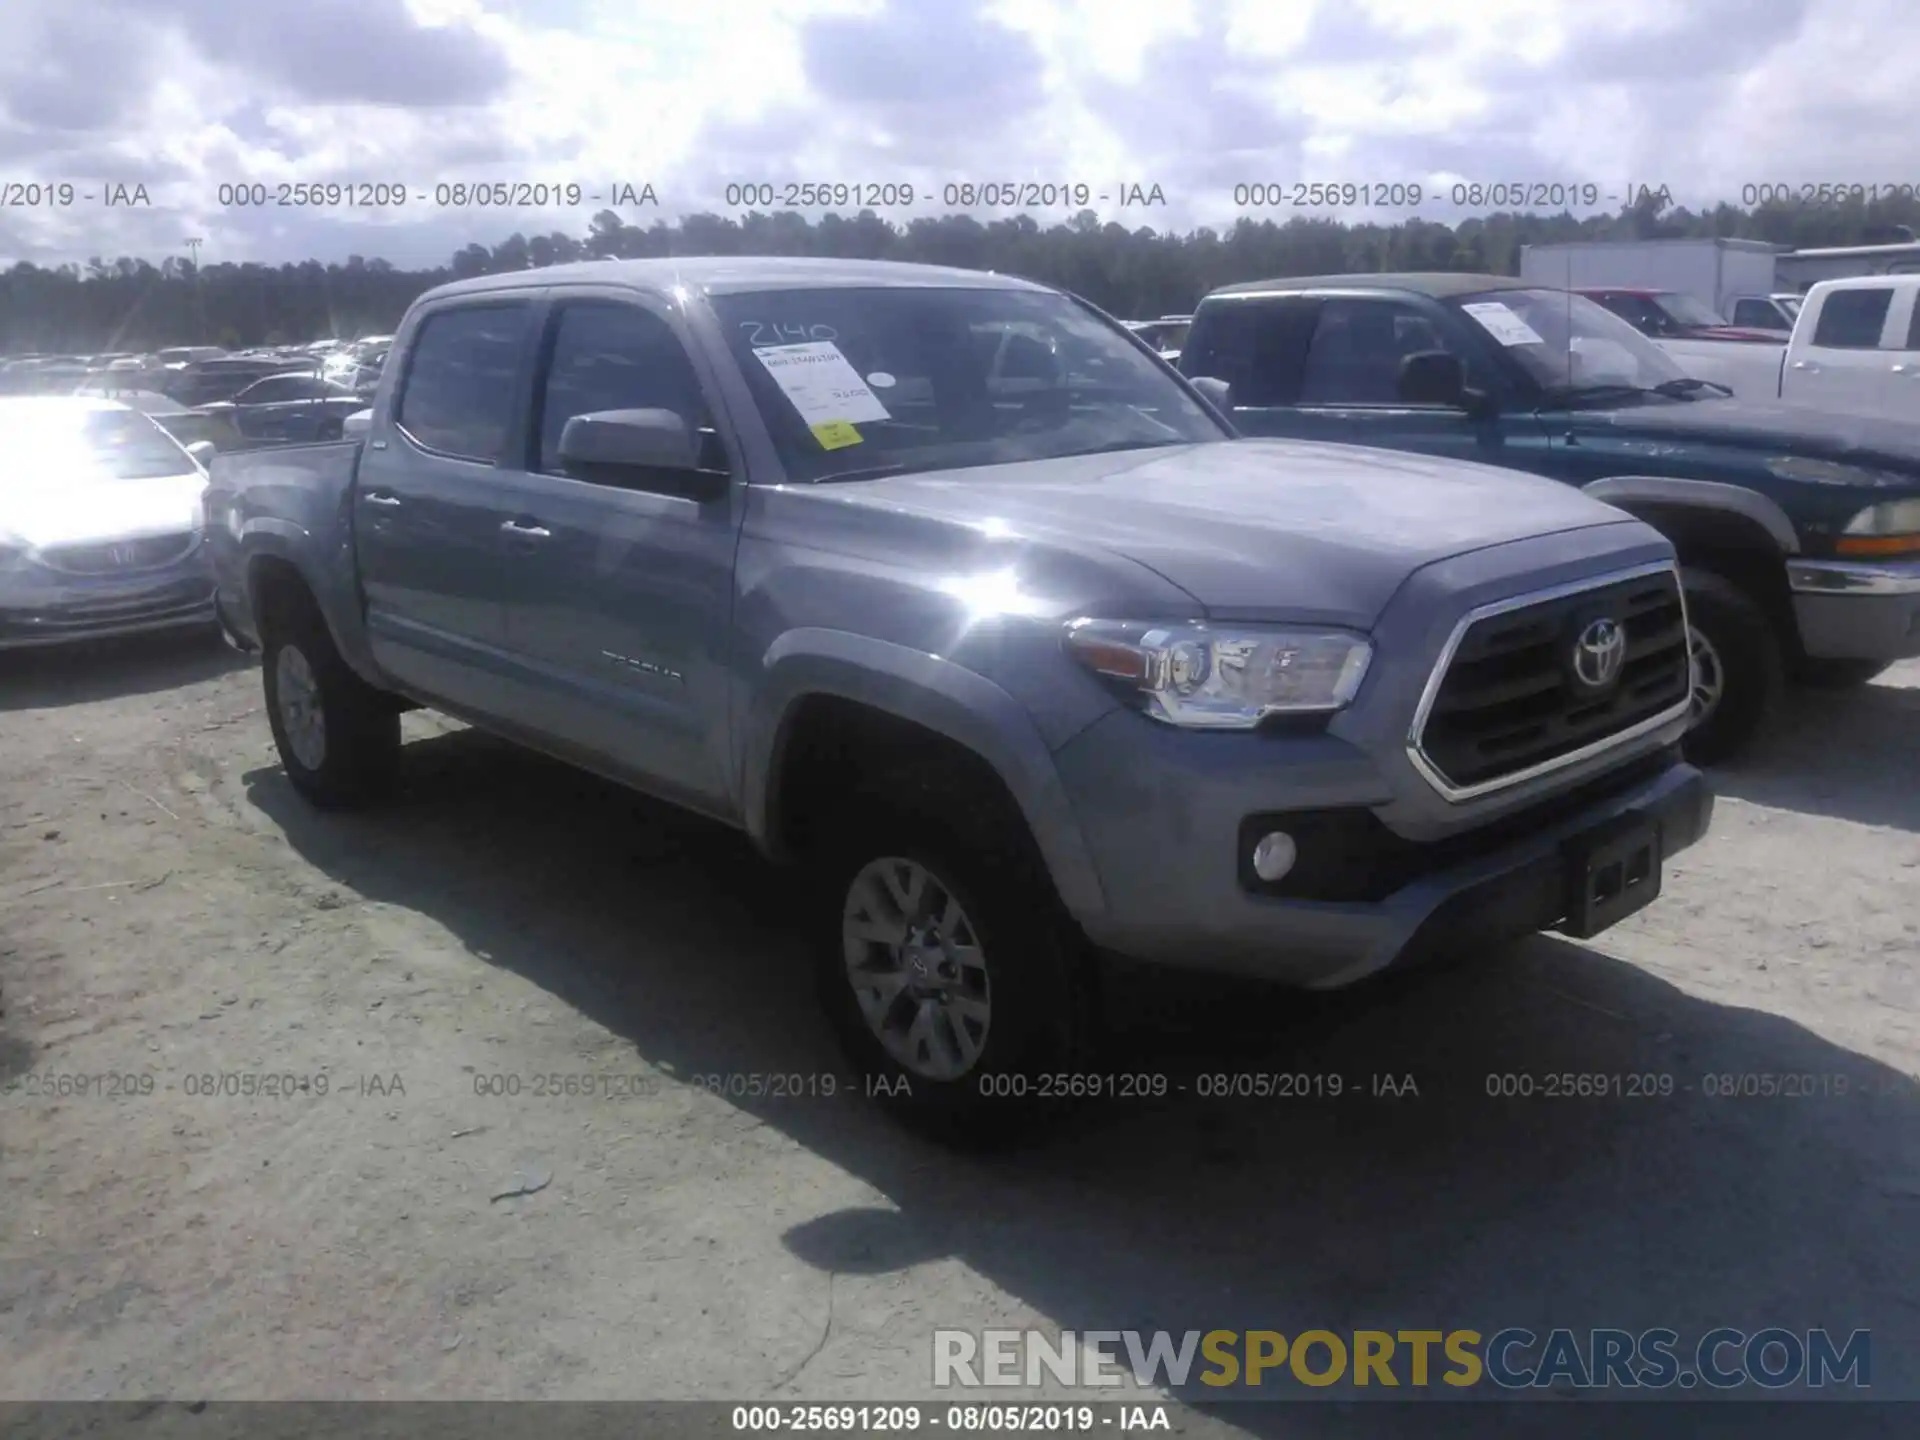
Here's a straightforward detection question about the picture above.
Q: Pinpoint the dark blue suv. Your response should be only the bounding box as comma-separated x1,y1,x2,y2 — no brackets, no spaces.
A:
1178,273,1920,760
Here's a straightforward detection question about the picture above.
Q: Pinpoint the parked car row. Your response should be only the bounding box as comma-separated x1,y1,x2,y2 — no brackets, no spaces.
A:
1,335,395,451
0,397,221,650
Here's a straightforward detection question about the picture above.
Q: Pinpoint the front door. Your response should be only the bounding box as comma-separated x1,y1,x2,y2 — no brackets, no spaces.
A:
355,298,538,709
482,295,742,815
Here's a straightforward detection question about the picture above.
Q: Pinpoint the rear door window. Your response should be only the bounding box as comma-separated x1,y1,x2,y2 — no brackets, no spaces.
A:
1180,298,1317,406
394,303,534,461
1810,288,1894,349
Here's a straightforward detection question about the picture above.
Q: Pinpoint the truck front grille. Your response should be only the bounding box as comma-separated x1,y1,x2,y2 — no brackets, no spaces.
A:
1411,565,1690,798
38,531,200,575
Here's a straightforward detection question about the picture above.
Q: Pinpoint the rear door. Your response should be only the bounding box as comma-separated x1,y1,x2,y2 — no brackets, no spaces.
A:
354,297,540,708
1786,283,1900,417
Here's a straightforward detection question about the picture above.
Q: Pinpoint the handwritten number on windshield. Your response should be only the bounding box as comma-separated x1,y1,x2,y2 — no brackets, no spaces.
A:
742,321,838,347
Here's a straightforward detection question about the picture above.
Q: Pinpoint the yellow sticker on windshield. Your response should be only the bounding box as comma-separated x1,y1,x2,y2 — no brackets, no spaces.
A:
810,419,863,450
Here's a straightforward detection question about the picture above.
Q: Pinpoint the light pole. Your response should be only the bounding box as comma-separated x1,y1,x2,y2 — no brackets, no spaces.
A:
184,238,205,343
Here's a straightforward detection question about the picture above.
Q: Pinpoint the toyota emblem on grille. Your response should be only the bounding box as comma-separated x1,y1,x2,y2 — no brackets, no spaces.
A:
1572,617,1626,689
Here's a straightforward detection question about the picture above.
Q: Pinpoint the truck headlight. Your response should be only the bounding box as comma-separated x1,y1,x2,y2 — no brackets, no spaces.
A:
1839,498,1920,557
1065,618,1372,728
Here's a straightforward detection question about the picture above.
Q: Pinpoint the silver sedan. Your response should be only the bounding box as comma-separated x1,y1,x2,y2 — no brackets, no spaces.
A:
0,397,219,649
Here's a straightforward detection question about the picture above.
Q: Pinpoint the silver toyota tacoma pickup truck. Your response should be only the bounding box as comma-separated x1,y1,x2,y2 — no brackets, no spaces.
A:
203,256,1714,1135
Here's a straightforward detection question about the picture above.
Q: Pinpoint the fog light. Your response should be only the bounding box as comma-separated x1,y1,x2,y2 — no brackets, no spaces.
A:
1251,831,1297,883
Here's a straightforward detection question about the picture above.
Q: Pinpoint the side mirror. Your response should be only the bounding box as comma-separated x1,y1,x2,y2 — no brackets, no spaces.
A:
1398,350,1466,406
1189,375,1233,412
342,409,373,437
557,408,727,500
1399,350,1496,419
184,440,217,467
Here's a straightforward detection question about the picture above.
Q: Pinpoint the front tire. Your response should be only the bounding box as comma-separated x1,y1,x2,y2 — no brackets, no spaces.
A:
1679,567,1783,765
811,805,1090,1145
261,601,400,809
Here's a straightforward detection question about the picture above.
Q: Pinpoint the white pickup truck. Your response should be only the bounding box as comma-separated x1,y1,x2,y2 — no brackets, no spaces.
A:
1667,276,1920,419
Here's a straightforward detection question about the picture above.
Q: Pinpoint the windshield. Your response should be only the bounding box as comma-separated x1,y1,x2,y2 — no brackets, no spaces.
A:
12,407,195,480
709,286,1223,483
1451,288,1689,394
1655,292,1730,327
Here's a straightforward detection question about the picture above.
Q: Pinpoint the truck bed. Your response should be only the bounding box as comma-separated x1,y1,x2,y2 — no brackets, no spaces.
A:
204,437,365,652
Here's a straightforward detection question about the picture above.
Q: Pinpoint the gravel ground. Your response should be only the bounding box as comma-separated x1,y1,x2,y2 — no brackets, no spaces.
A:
3,633,1917,1429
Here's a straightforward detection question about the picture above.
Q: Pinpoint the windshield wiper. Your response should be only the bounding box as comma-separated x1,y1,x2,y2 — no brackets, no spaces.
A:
1652,376,1733,399
810,438,1186,484
810,461,915,485
1065,438,1189,457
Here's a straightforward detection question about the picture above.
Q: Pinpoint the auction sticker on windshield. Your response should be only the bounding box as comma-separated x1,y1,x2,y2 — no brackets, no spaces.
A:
1461,302,1545,347
752,341,891,446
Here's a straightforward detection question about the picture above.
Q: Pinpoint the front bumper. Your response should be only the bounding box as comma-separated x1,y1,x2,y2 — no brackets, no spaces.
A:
1788,557,1920,661
1057,714,1712,989
0,568,217,650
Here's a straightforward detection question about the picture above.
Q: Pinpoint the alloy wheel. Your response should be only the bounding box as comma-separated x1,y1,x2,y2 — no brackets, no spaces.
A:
841,857,991,1082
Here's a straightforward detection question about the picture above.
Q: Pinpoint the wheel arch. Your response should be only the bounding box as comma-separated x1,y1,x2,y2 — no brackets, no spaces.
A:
1582,475,1799,633
242,541,389,690
742,629,1107,922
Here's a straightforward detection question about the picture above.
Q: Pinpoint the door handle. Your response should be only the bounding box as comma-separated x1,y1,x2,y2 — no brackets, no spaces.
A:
1893,363,1914,374
500,520,551,539
363,492,401,507
1790,360,1816,370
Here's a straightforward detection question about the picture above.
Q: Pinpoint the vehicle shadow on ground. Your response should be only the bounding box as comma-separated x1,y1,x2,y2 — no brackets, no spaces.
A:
1706,666,1920,832
0,628,244,712
245,728,1919,1435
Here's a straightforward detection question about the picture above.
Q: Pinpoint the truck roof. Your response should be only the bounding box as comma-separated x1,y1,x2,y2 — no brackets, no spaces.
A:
420,256,1056,304
1519,237,1781,253
1205,272,1532,300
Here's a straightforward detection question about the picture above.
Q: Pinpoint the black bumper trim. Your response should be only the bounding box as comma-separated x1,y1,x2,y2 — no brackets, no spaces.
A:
1395,762,1713,968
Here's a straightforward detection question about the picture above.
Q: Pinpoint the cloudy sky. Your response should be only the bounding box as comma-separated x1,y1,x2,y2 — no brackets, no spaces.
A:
2,0,1915,270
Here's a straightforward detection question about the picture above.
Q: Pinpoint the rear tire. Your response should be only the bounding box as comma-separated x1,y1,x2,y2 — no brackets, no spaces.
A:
261,597,400,809
809,790,1092,1147
1679,567,1782,765
1791,656,1891,690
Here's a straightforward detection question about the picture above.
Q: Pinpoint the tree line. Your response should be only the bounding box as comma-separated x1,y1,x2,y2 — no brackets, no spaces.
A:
4,188,1917,353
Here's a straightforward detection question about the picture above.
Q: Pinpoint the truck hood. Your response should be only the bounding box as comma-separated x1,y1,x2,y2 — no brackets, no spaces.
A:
1564,397,1920,472
818,439,1634,620
2,469,206,549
